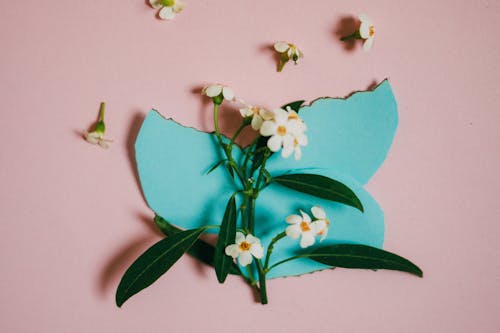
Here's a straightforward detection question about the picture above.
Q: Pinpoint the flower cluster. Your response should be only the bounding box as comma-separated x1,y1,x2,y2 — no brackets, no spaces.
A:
286,206,330,248
260,107,307,160
149,0,184,20
202,84,308,160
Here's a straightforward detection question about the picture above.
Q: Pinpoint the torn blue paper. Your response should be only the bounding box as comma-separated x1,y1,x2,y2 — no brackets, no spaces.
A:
135,80,398,278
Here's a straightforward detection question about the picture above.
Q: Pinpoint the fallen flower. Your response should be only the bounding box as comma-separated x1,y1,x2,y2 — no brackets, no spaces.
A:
83,102,112,149
149,0,184,20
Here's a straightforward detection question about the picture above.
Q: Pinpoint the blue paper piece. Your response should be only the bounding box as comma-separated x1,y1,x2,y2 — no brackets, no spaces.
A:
135,80,398,279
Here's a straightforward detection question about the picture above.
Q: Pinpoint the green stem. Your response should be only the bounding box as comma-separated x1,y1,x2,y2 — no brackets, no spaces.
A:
98,102,105,121
255,149,271,190
266,255,306,273
229,123,247,149
247,196,256,235
340,30,361,41
256,260,268,304
264,231,287,270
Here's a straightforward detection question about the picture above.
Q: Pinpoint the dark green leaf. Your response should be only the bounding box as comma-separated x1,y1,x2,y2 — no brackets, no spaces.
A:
116,228,204,307
206,159,226,174
214,196,237,283
273,173,364,212
307,244,423,277
249,136,269,175
281,100,305,113
154,215,240,275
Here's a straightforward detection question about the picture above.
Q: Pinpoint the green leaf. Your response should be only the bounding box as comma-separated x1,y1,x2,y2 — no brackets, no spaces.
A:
249,136,269,175
214,196,237,283
307,244,423,277
154,215,240,275
281,100,305,113
273,173,364,212
116,228,204,307
206,159,226,174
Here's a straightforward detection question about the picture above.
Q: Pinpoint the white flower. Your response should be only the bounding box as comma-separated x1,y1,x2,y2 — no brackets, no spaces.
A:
202,83,235,103
83,130,112,149
149,0,184,20
225,232,264,267
286,210,325,248
84,102,112,149
358,14,375,51
273,41,303,71
260,107,307,159
239,105,274,130
311,206,330,241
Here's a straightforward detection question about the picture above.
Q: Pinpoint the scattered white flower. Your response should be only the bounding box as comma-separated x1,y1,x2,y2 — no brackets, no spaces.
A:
149,0,184,20
358,14,375,51
273,41,304,72
202,83,235,104
311,206,330,241
84,102,112,149
286,210,326,248
260,107,307,159
225,232,264,266
83,130,112,149
239,105,274,131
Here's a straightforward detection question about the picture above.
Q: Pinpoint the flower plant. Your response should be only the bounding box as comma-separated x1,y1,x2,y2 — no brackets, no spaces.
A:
115,84,422,307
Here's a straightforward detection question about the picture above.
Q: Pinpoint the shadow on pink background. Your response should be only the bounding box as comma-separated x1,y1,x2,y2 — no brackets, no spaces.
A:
1,1,499,332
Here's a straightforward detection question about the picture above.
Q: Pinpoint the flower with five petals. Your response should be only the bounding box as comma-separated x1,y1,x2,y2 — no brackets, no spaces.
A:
225,232,264,267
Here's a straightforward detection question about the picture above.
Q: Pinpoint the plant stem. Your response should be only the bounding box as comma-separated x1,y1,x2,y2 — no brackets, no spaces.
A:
229,123,247,149
247,196,256,235
255,149,271,190
264,231,286,270
98,102,106,121
256,260,268,304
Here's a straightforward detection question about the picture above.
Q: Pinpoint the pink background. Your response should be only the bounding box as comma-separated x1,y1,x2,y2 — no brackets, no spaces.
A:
1,0,499,332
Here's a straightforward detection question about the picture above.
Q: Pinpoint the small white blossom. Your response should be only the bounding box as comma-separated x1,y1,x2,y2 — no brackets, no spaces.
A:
149,0,184,20
83,130,112,149
225,232,264,267
311,206,330,241
84,102,112,149
358,14,375,51
239,105,274,130
202,83,235,103
285,210,326,248
273,41,304,72
260,107,307,159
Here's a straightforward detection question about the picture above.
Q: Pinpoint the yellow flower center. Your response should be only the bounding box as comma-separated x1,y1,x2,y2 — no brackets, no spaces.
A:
277,126,287,136
293,138,299,146
251,107,260,115
239,241,251,251
288,113,298,120
369,26,375,37
300,221,311,232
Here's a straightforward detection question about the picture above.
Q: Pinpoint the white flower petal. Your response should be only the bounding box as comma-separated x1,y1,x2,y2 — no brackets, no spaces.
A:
173,1,184,13
359,14,371,24
311,220,326,234
204,84,223,97
286,224,301,239
281,144,294,158
250,243,264,259
294,146,302,160
225,244,240,258
251,115,263,130
238,251,253,267
159,6,176,20
260,108,274,121
246,234,259,244
149,0,162,9
239,107,251,118
363,37,374,52
286,214,302,225
300,210,311,223
311,206,326,219
300,232,316,248
267,135,282,152
297,133,308,146
274,41,290,53
235,231,245,244
282,134,294,148
260,121,276,137
222,87,234,101
273,108,288,123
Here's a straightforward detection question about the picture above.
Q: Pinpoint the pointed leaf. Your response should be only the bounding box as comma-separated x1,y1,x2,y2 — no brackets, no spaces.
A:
307,244,422,277
206,159,226,174
116,228,204,307
282,100,305,113
214,196,237,283
154,215,240,275
273,173,364,212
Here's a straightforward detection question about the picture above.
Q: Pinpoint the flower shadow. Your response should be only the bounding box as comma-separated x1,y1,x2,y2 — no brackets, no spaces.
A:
126,110,147,202
334,15,358,52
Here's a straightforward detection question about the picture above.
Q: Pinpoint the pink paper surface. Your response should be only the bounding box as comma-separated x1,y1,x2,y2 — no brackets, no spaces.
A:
1,1,499,332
